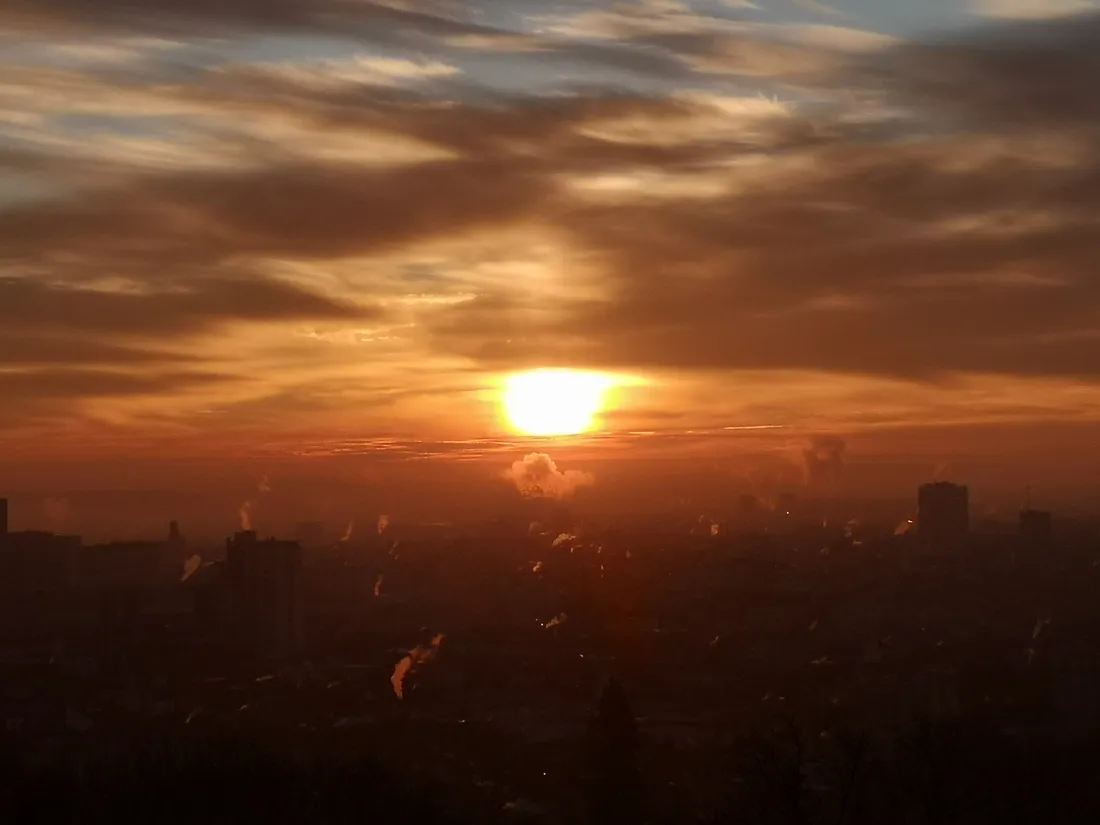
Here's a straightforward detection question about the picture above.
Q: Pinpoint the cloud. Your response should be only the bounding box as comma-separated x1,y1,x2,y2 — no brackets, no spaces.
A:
0,0,490,39
425,17,1100,382
0,158,550,267
971,0,1097,20
213,56,462,91
6,3,1100,449
502,453,594,499
0,277,369,338
0,0,692,80
0,367,236,400
0,333,201,367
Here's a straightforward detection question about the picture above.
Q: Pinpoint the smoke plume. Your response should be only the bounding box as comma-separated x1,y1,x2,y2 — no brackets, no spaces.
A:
180,555,203,583
377,514,389,535
340,520,354,542
503,453,594,499
374,573,384,597
802,437,847,488
543,613,568,629
237,473,272,531
390,634,444,699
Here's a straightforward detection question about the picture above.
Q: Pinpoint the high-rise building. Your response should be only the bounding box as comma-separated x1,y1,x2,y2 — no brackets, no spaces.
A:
168,520,185,550
0,530,82,594
225,530,303,656
917,482,969,541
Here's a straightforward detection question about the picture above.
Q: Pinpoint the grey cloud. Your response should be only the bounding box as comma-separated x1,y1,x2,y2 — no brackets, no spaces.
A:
0,0,691,80
0,367,236,400
432,152,1100,379
0,277,370,338
0,0,490,39
10,6,1100,387
425,18,1100,381
0,158,550,267
0,333,200,366
858,12,1100,129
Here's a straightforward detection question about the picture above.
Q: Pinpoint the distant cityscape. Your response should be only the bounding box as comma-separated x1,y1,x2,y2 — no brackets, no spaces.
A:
0,481,1061,663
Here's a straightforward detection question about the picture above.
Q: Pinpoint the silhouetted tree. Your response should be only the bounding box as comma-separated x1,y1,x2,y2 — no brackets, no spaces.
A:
585,676,643,824
739,717,811,825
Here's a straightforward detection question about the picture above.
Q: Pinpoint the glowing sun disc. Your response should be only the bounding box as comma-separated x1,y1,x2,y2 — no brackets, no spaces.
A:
503,369,614,436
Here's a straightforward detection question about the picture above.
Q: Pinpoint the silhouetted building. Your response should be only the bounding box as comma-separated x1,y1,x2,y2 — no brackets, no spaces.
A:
918,482,969,541
186,559,228,640
0,497,7,537
585,677,642,823
225,530,303,656
1019,509,1052,543
0,529,82,598
86,522,185,589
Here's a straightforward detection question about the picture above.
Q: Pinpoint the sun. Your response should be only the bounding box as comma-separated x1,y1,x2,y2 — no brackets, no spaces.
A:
502,369,615,437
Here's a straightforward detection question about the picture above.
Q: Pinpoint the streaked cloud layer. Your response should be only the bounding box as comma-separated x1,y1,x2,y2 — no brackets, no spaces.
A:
3,0,1100,466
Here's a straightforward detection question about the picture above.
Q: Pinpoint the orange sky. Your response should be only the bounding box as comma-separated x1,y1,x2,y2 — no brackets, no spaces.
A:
2,1,1100,501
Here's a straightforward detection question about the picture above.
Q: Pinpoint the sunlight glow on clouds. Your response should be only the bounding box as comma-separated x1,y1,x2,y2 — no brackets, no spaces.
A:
971,0,1098,20
3,0,1100,465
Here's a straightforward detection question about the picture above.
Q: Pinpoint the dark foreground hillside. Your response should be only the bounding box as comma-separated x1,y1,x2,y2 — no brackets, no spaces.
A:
4,709,1100,825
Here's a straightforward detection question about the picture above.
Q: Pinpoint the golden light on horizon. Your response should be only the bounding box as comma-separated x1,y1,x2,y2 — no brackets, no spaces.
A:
502,369,616,437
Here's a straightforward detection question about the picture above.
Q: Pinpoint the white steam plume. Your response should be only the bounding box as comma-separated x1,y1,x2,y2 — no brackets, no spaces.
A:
543,613,568,629
374,573,384,597
390,634,444,699
377,514,390,535
180,555,203,583
340,520,355,542
802,436,846,488
503,453,594,499
237,473,272,531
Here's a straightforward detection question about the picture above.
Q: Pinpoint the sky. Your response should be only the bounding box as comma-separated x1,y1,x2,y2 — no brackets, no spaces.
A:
2,0,1100,521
